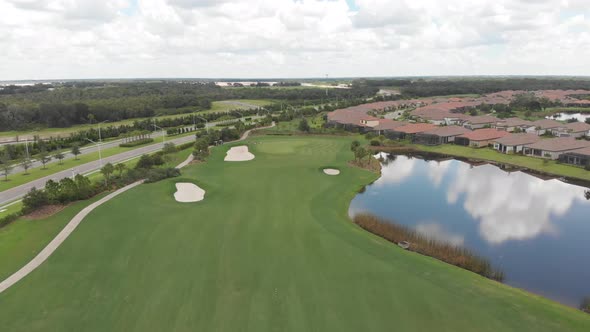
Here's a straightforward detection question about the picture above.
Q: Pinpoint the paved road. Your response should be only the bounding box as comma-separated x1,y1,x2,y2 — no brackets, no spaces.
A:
0,134,196,207
6,117,261,174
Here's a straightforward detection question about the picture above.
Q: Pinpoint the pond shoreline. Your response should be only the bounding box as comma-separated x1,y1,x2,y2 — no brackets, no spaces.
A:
369,145,590,189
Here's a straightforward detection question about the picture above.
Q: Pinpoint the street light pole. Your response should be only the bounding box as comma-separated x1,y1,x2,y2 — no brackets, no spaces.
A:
86,138,102,168
153,119,165,145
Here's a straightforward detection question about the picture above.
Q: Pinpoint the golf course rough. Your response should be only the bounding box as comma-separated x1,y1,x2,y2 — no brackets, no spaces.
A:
0,136,588,331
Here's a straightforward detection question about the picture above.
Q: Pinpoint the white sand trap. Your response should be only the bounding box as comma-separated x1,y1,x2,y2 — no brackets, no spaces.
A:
323,168,340,175
224,145,255,162
174,183,205,203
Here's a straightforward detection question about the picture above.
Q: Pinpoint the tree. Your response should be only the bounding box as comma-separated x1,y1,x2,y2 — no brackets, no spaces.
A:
75,174,93,199
101,162,115,185
71,144,81,160
115,163,126,177
350,140,360,152
20,158,32,175
298,118,311,132
22,187,49,213
0,155,13,181
581,296,590,313
354,147,368,163
163,142,177,154
39,151,51,169
54,151,65,165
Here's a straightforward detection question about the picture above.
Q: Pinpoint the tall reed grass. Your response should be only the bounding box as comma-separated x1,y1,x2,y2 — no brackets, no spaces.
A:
353,213,505,282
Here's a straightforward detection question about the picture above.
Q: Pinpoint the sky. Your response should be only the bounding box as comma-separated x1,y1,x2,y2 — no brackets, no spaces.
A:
1,0,590,80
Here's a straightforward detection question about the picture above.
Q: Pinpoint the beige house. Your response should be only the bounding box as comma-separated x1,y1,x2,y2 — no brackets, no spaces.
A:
523,137,590,159
493,133,541,154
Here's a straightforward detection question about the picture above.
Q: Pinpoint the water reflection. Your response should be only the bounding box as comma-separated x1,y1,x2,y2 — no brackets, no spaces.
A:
547,112,590,122
446,163,586,244
351,154,590,306
416,222,465,246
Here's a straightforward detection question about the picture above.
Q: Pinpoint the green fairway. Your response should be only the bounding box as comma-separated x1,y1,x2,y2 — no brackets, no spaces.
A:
0,136,588,331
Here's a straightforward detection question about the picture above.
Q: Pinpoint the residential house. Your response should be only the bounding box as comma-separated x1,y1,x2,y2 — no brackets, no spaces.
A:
531,119,563,135
523,137,590,159
455,128,510,148
559,146,590,167
494,117,536,133
371,119,407,135
462,115,499,130
387,123,437,140
493,133,541,154
413,126,471,145
326,109,379,132
552,122,590,138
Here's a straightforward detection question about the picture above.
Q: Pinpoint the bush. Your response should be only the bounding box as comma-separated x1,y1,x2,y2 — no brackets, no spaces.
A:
22,187,50,213
119,138,154,147
135,154,164,169
145,167,181,183
370,139,381,146
0,212,21,228
581,297,590,313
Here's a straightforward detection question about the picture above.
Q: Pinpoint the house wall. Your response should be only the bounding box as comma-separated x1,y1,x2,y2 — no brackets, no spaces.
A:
469,139,494,148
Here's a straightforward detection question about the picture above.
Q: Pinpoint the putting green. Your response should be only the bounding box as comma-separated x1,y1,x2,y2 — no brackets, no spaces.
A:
0,136,588,331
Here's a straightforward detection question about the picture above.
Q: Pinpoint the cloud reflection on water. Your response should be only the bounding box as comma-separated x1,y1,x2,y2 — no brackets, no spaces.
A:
377,155,589,245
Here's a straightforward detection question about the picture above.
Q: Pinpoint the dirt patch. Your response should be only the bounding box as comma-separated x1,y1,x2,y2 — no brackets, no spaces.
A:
23,204,70,220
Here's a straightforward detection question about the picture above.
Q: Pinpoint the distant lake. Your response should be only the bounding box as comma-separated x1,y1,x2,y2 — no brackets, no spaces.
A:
349,154,590,307
547,112,590,122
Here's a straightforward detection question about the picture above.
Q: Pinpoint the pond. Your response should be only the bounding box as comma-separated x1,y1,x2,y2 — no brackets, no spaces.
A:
349,154,590,307
547,112,590,122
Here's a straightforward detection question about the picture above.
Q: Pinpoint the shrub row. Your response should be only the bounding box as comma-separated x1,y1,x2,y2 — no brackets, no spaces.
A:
119,138,154,147
0,212,21,229
353,213,505,282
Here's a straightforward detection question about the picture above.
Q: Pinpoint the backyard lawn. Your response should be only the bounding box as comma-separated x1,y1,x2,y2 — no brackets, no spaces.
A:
0,135,588,331
413,144,590,182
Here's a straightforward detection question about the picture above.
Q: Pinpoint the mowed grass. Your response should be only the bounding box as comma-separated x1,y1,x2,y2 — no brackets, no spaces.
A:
0,136,588,331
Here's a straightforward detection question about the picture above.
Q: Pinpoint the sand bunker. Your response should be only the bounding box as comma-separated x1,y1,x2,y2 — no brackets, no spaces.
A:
323,168,340,175
224,145,255,162
174,183,205,203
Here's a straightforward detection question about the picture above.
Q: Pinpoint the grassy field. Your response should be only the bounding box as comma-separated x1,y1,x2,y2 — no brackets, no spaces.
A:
411,144,590,181
0,135,588,331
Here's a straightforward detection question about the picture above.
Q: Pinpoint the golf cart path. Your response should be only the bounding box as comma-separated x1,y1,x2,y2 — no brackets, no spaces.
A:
0,123,274,294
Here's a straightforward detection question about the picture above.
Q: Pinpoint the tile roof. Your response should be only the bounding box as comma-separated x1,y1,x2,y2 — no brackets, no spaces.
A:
373,119,407,130
525,137,590,152
463,115,499,125
563,146,590,156
458,128,510,141
531,119,563,129
494,133,541,146
394,123,437,134
564,121,590,133
421,125,470,137
495,117,534,127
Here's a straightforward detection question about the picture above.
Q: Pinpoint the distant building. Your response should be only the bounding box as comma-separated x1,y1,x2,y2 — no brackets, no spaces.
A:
552,122,590,138
493,133,541,154
455,128,510,148
462,115,499,130
413,126,470,145
523,137,590,159
559,146,590,167
387,123,437,140
371,119,407,135
531,119,563,135
494,117,536,133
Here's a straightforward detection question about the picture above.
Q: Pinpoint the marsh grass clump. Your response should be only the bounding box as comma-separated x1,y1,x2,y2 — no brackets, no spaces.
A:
353,213,505,282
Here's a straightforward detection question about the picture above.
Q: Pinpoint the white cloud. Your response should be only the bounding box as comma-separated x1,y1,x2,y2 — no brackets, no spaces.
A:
1,0,590,79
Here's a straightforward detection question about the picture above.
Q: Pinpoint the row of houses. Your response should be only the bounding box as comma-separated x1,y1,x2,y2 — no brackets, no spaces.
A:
327,109,590,167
